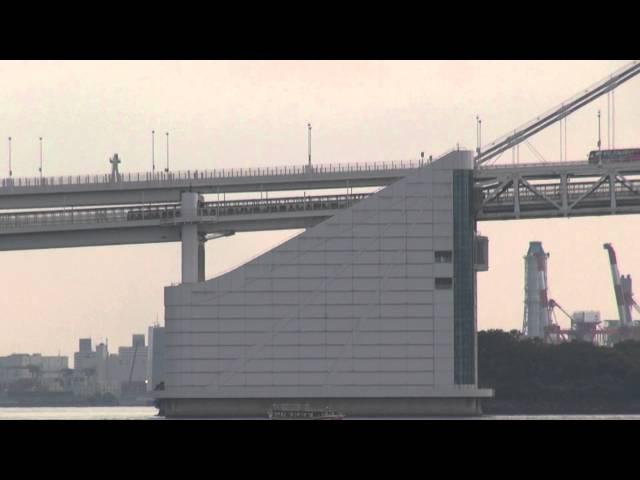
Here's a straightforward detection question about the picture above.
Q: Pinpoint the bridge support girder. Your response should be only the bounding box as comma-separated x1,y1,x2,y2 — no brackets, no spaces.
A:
476,163,640,221
181,192,205,283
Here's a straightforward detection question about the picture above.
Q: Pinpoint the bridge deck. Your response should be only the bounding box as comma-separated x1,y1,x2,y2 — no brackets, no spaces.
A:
477,162,640,220
4,157,640,233
0,193,369,251
0,161,419,209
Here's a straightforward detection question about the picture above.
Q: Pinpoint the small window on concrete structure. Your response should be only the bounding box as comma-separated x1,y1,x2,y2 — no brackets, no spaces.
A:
435,277,453,289
435,250,453,263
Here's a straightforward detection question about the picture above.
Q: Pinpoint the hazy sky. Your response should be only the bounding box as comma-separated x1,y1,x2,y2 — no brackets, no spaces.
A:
0,60,638,359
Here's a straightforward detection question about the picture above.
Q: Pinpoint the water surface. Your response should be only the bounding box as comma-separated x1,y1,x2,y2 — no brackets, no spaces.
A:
1,407,639,420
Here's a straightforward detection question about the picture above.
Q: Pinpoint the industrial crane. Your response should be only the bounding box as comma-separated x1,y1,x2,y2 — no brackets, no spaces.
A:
603,243,633,326
629,287,640,316
600,243,640,344
544,299,570,344
549,299,572,323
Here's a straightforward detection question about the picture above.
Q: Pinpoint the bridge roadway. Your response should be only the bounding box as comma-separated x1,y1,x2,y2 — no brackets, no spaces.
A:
0,193,369,251
3,156,640,250
0,160,421,209
2,156,640,208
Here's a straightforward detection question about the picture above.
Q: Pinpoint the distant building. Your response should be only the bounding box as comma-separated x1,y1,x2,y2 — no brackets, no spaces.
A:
132,334,145,348
78,338,92,354
0,330,158,402
0,354,32,385
103,334,149,399
72,339,106,396
115,335,148,384
0,353,69,392
147,326,165,392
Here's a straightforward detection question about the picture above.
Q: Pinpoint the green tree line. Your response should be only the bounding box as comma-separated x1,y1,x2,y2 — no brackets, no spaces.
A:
478,330,640,413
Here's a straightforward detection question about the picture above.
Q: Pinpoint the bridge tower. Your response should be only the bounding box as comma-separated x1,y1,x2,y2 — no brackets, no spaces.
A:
523,241,552,339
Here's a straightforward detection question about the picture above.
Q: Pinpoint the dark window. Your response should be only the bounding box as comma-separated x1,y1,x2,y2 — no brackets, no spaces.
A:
435,277,453,289
435,250,453,263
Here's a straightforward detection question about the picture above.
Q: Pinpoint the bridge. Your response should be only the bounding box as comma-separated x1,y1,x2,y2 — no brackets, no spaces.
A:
0,192,369,250
0,161,418,209
2,60,640,417
476,160,640,220
3,158,640,250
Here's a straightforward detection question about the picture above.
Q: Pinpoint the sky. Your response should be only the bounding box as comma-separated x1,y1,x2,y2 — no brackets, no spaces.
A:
0,60,638,359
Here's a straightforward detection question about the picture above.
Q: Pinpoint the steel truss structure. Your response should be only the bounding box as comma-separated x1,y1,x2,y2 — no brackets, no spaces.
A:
475,161,640,220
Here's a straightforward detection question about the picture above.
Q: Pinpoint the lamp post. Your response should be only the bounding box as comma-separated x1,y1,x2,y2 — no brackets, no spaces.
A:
39,137,43,179
597,110,602,151
152,130,155,173
307,123,312,168
8,136,12,177
165,132,169,173
476,115,482,157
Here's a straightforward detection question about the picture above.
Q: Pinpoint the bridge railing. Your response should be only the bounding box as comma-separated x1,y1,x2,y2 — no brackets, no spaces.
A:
0,160,422,190
477,160,588,171
198,193,369,217
0,193,370,230
0,204,182,229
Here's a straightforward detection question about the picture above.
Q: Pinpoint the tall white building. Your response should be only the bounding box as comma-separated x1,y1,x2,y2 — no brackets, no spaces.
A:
157,150,493,417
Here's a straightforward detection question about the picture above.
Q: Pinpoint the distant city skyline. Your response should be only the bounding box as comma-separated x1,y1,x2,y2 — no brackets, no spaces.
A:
0,60,637,358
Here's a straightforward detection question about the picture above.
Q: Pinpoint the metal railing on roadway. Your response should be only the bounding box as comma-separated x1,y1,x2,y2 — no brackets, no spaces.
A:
0,160,422,190
476,160,588,170
0,193,370,230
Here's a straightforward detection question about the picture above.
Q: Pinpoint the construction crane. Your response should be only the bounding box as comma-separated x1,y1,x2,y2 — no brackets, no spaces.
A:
128,342,139,384
475,60,640,166
627,277,640,316
544,299,570,344
549,299,572,322
620,274,640,317
603,243,633,326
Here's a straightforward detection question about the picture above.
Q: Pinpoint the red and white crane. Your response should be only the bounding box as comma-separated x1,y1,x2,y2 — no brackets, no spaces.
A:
603,243,634,326
625,276,640,316
545,299,570,343
533,252,552,331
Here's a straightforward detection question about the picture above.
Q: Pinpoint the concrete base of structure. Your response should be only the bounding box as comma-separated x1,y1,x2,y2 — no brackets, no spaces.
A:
156,396,487,418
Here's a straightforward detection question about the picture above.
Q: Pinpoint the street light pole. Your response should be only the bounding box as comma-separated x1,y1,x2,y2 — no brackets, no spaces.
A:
39,137,43,178
152,130,155,173
8,137,12,177
476,115,482,157
597,110,602,151
165,132,169,173
307,123,312,168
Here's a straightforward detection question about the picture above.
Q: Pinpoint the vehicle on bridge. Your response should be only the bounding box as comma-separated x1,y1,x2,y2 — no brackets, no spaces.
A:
588,149,640,165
